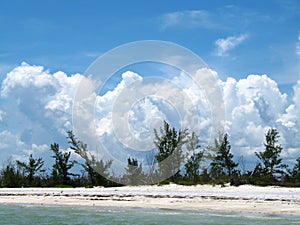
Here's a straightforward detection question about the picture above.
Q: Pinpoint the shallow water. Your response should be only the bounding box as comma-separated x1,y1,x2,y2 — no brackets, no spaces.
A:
0,204,299,225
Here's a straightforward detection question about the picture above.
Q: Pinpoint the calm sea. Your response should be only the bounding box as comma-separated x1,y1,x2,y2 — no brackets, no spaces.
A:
0,204,299,225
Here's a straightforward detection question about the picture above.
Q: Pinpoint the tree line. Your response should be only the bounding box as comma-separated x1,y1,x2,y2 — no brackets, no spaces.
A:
1,121,300,187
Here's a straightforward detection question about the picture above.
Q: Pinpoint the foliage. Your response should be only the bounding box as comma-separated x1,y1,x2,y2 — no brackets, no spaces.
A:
254,128,287,183
123,157,146,185
0,163,24,187
291,157,300,181
210,133,238,182
16,154,45,186
184,132,204,183
154,121,188,182
67,130,112,186
1,128,300,188
50,143,76,185
285,157,300,186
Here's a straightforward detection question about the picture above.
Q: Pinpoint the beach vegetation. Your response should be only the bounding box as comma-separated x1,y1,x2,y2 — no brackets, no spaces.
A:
123,157,146,185
153,121,188,183
67,130,113,187
1,127,300,188
253,128,288,185
284,157,300,186
209,133,238,183
0,162,24,187
50,143,77,185
184,132,204,183
16,154,45,186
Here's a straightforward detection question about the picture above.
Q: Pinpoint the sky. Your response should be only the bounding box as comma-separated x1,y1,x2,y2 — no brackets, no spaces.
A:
0,0,299,174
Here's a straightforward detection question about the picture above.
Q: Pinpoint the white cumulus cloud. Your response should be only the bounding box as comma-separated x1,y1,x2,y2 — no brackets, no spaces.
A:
0,62,299,170
221,74,293,161
0,62,83,163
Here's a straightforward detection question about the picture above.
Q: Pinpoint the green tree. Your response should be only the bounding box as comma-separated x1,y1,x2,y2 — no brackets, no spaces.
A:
210,133,238,182
255,128,287,182
123,157,146,185
154,121,188,182
0,162,24,187
67,130,112,186
288,157,300,185
51,143,76,185
16,154,45,186
184,132,204,183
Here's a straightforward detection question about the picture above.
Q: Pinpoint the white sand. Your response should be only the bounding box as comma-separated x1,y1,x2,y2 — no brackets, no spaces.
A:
1,184,300,215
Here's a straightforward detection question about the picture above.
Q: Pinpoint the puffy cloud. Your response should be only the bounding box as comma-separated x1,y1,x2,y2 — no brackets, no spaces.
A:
0,62,299,171
0,130,25,162
221,74,300,163
92,71,143,138
215,34,248,56
0,62,83,163
94,70,211,152
276,81,300,154
72,68,216,171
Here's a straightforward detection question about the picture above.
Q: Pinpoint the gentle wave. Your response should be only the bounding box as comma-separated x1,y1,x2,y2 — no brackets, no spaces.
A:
0,203,299,225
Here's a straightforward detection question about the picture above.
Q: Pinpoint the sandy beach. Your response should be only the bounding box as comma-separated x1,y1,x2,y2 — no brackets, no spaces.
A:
0,184,300,215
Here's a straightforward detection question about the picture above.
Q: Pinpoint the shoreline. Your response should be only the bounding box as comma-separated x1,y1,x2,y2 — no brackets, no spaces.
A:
1,184,300,215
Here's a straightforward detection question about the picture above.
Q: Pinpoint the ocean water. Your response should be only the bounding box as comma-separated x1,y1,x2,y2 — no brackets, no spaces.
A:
0,204,299,225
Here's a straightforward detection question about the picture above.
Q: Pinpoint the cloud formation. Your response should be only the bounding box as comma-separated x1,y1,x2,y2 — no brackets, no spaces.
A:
215,34,248,56
0,62,83,162
160,10,216,29
0,62,299,169
222,75,289,158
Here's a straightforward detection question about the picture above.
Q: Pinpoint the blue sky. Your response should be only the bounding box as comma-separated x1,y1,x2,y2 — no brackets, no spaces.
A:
0,0,299,88
0,0,300,173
